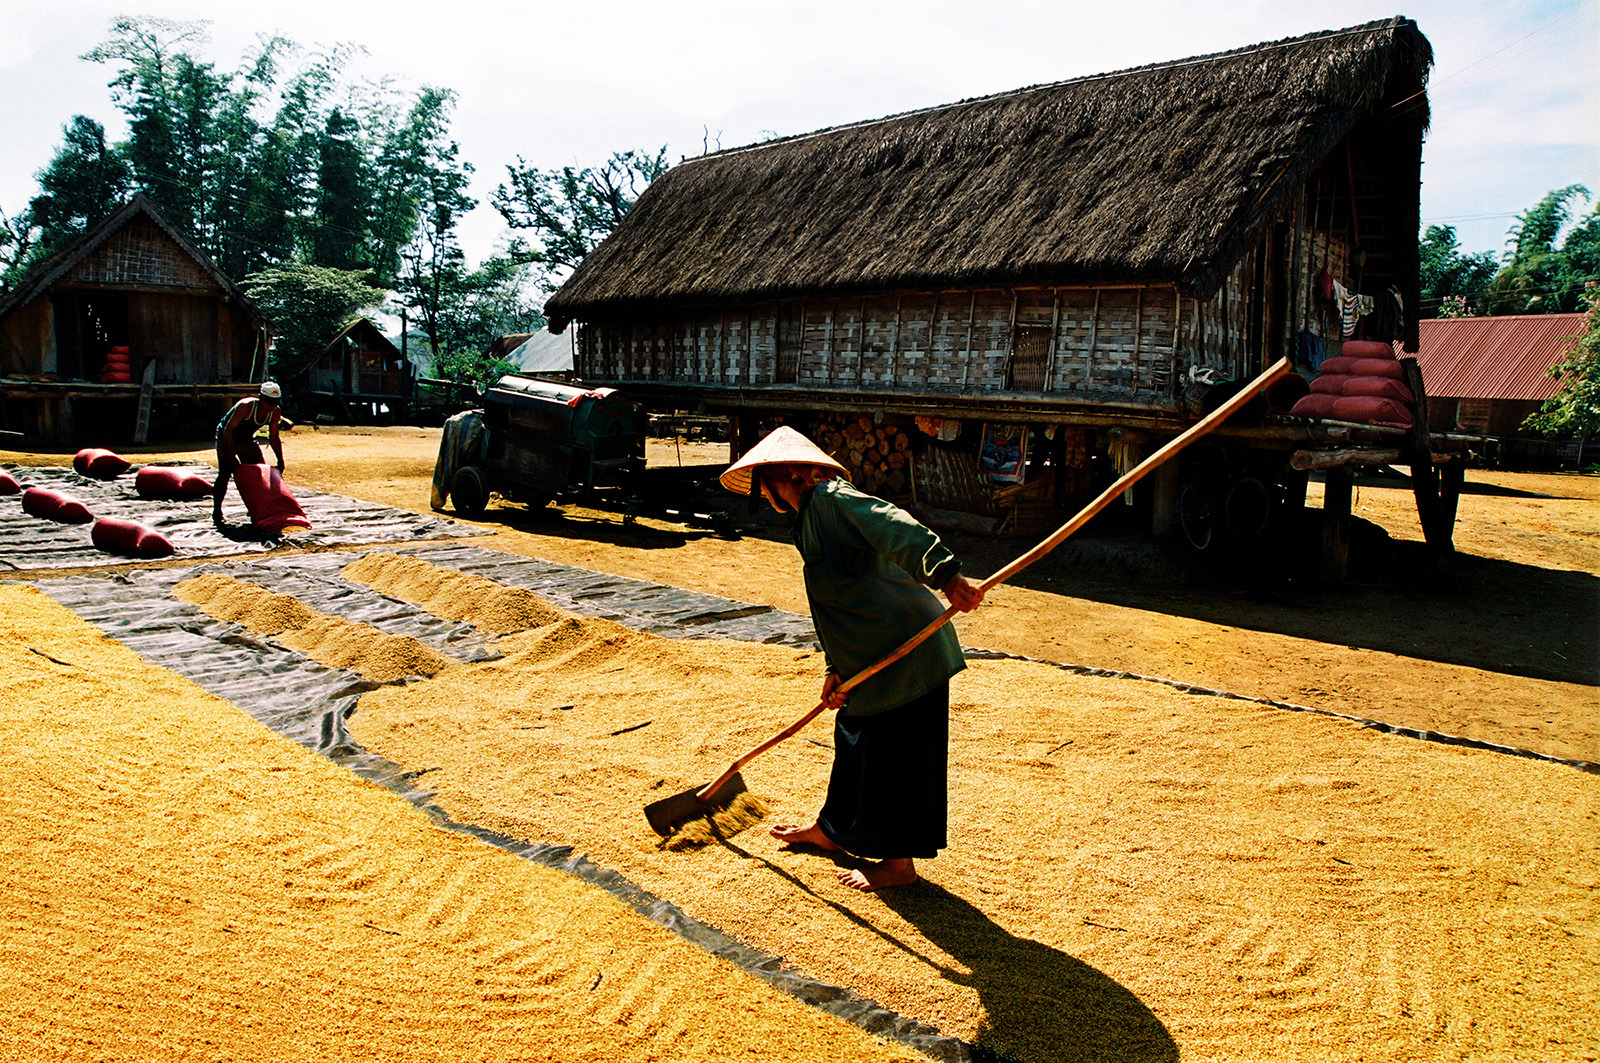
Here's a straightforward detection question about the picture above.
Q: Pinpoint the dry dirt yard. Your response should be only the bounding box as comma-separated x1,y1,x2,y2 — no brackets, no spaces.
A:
1,425,1595,1063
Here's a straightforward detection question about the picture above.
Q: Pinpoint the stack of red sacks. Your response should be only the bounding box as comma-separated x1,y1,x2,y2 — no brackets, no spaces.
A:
1289,340,1414,428
74,447,133,479
100,346,133,384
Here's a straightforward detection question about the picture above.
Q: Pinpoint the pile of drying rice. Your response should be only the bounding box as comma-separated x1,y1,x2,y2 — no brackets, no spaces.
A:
175,572,451,681
342,551,564,633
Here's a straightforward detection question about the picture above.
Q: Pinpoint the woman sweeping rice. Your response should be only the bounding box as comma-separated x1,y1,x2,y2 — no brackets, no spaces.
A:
721,427,984,891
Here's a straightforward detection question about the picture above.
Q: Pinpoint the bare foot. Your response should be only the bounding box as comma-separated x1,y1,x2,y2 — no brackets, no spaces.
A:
838,858,918,892
769,821,841,851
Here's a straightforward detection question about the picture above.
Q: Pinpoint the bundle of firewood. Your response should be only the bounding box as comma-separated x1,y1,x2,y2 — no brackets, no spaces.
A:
808,413,913,496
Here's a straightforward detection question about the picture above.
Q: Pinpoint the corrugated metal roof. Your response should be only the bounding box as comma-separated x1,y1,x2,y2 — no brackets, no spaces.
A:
1414,313,1585,401
506,330,573,374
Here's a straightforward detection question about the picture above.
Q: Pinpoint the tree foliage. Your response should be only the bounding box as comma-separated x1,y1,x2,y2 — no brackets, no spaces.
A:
1523,282,1600,439
242,263,383,375
1418,224,1497,318
491,148,668,293
1482,185,1599,315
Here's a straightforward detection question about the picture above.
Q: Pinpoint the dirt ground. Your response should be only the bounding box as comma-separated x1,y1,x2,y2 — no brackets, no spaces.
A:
1,426,1596,1061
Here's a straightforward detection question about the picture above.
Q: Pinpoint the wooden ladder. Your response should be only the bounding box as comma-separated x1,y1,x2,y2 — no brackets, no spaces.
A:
133,359,157,444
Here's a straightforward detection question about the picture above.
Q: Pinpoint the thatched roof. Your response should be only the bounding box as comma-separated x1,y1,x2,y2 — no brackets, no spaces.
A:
546,17,1431,331
0,193,266,327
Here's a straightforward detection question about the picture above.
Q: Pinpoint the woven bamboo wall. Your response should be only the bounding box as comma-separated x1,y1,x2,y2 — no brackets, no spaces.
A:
576,282,1192,404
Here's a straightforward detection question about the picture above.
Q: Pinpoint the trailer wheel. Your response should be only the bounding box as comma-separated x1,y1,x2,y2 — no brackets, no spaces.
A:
450,466,491,517
1177,477,1219,552
1224,475,1274,541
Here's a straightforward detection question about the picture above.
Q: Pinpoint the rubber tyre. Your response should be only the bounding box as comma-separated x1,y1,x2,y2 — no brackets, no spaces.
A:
1177,478,1219,552
450,466,491,517
1224,476,1274,541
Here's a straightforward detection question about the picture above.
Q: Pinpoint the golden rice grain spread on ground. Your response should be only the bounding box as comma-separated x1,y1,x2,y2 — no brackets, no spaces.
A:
342,551,564,633
347,602,1600,1063
0,583,925,1063
174,572,451,681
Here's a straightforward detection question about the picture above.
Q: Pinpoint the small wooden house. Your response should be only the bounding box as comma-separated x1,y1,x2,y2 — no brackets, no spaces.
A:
547,18,1467,576
0,194,269,441
1414,313,1586,465
281,316,414,423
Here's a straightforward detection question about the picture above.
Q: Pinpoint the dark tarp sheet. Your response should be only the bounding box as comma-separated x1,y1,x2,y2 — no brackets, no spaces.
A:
0,464,477,571
29,547,988,1063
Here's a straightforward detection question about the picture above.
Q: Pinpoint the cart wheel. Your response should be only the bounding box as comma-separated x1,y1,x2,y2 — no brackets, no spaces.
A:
1224,476,1274,541
1178,477,1219,552
450,466,490,517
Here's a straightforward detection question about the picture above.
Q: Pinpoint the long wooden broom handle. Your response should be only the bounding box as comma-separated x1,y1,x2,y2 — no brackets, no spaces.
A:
695,358,1292,801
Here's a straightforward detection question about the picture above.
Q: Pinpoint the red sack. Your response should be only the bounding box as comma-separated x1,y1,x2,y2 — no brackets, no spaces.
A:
1339,340,1396,359
102,353,131,367
1341,376,1414,403
232,464,311,533
1331,395,1412,428
0,471,18,495
1289,394,1341,419
91,517,174,558
22,487,93,523
1316,356,1406,380
74,448,132,478
100,371,133,384
21,487,60,519
1309,374,1345,395
135,466,214,500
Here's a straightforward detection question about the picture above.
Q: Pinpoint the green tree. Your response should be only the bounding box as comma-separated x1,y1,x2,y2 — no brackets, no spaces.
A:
1483,186,1597,314
0,206,43,295
312,107,370,270
491,148,668,292
425,253,545,388
242,263,383,376
1523,282,1600,439
1418,224,1497,318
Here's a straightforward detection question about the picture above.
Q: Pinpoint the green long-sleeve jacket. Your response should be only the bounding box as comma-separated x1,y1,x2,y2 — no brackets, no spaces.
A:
794,478,966,716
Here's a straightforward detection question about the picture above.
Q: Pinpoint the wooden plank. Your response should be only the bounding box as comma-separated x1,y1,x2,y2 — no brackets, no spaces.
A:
960,292,976,389
133,359,157,444
1290,447,1402,471
1043,289,1061,393
1084,288,1100,389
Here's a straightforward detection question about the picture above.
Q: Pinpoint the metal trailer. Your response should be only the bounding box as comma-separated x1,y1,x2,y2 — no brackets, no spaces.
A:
431,375,646,516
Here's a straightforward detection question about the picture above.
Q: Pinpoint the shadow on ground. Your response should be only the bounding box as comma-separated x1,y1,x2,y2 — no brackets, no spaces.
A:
877,882,1178,1063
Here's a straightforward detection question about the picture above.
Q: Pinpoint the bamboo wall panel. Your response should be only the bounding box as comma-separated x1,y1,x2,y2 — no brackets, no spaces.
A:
577,282,1191,402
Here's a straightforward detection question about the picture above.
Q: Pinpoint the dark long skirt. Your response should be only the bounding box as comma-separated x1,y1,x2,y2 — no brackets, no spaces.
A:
816,682,948,859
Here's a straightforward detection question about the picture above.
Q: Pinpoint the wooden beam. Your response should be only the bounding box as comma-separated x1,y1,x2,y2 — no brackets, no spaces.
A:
1042,288,1061,392
1291,447,1402,471
960,292,976,389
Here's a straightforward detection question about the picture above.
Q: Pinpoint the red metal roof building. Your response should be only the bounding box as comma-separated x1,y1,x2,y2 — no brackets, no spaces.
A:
1414,314,1584,444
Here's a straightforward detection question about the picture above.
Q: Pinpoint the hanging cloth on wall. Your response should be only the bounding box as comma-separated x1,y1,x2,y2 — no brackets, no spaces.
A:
1297,330,1328,371
1331,280,1372,338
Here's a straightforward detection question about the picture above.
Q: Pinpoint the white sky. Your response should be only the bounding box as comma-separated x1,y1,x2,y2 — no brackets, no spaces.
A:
1,0,1596,270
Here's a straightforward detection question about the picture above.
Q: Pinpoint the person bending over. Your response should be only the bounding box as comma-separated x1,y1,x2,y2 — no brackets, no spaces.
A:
213,381,285,526
720,426,984,891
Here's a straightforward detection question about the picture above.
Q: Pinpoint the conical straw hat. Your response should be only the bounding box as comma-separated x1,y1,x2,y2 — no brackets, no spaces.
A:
719,426,848,496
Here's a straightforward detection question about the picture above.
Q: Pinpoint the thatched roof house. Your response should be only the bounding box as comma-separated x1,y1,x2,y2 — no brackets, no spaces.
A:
547,17,1429,350
544,17,1448,568
0,194,269,440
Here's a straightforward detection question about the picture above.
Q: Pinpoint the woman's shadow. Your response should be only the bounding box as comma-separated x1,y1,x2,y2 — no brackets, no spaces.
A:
875,880,1177,1063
